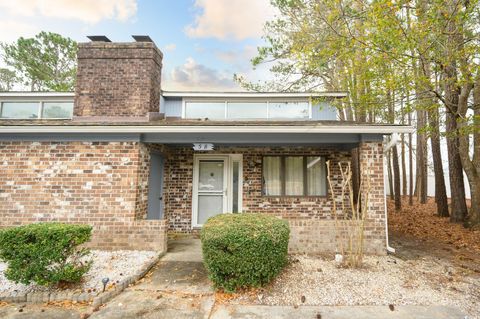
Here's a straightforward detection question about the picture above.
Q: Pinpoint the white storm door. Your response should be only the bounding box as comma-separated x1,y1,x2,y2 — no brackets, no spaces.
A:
193,157,228,227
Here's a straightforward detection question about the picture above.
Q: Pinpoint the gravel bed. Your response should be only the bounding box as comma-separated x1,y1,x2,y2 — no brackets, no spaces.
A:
234,255,480,318
0,250,158,296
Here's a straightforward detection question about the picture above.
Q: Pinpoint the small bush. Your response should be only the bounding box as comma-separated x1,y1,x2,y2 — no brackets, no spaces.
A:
0,223,92,286
201,213,290,292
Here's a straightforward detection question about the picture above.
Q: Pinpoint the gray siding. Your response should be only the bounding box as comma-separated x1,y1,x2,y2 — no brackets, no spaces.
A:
164,98,183,117
159,95,165,114
311,102,337,120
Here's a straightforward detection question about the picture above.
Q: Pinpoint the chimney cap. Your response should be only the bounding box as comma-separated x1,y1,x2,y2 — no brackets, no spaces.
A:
132,35,153,43
87,35,112,42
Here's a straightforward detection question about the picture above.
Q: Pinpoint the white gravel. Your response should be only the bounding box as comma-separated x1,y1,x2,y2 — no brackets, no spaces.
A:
235,255,480,318
0,250,158,295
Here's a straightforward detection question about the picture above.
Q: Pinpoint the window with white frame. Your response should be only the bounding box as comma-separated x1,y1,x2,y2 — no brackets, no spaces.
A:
184,100,310,120
0,101,73,119
42,102,74,118
262,155,327,196
0,102,39,119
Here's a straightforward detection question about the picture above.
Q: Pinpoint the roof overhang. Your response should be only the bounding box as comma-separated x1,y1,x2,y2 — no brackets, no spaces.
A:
0,125,414,134
0,91,347,98
161,91,348,98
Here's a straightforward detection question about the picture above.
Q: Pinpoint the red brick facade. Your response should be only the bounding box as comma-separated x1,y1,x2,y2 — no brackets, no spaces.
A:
73,42,162,121
0,141,167,252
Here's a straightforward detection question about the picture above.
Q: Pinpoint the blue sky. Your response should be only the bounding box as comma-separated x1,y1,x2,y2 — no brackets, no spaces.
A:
0,0,275,90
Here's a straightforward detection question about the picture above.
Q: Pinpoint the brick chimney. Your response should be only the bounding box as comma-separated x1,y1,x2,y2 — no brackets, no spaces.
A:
73,36,163,122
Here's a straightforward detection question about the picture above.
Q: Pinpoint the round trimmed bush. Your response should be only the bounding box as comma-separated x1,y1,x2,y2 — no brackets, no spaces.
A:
200,213,290,292
0,223,92,286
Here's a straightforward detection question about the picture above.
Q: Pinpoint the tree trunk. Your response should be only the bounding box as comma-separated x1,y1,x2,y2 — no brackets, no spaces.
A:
387,150,394,201
388,90,401,211
408,99,413,206
415,107,428,204
467,181,480,227
401,134,407,196
428,106,449,217
412,0,429,205
392,144,402,211
457,76,480,227
445,112,468,223
442,0,469,224
400,96,407,196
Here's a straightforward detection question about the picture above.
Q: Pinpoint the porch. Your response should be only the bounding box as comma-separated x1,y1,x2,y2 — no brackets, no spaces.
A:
143,135,387,254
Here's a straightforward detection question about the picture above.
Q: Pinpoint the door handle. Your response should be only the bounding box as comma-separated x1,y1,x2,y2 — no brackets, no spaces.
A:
159,197,163,200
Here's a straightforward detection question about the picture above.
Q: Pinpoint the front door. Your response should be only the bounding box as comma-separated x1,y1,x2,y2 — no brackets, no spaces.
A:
193,157,228,226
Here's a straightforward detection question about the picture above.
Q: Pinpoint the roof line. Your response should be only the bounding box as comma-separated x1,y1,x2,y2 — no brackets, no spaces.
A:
161,91,348,98
0,125,414,134
0,92,74,97
0,91,349,98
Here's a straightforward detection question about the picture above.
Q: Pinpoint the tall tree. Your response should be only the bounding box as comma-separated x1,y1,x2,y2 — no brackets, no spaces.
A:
1,32,77,91
0,68,17,91
428,102,449,217
239,0,480,225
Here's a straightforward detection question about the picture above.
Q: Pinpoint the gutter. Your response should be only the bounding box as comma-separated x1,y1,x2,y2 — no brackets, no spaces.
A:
382,133,399,254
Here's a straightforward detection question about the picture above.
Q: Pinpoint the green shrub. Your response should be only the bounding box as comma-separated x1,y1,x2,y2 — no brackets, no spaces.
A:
201,213,290,292
0,223,92,286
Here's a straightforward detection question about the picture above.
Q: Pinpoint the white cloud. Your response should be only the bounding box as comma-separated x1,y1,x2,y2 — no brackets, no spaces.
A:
0,0,137,24
164,57,241,91
185,0,276,40
0,20,37,43
215,45,257,69
164,43,177,52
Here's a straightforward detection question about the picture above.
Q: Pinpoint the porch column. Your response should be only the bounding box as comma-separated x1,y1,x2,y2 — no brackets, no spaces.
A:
358,140,387,254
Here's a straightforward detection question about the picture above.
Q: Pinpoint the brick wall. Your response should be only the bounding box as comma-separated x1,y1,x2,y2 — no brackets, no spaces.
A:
0,141,167,252
74,42,162,121
0,140,386,254
162,145,351,230
161,143,386,254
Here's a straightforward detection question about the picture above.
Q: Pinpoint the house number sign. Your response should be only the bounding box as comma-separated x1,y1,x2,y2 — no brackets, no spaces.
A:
193,143,214,151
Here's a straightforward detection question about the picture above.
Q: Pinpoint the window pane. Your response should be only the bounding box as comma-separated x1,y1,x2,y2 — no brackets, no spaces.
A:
198,195,223,225
285,156,304,195
227,102,267,119
42,102,73,118
263,157,281,195
185,102,225,119
198,160,224,191
1,102,39,119
269,101,309,119
307,156,326,196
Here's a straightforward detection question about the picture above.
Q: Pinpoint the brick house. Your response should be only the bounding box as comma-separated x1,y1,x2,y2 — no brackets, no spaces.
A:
0,37,411,255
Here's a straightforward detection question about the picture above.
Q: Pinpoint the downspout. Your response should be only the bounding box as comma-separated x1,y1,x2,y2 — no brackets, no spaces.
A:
383,133,399,254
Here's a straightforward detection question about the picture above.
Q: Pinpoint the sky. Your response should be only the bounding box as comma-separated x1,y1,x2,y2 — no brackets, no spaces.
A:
0,0,277,91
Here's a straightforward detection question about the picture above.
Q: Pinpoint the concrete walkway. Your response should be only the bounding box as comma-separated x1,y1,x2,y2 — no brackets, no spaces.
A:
89,238,214,319
211,305,466,319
